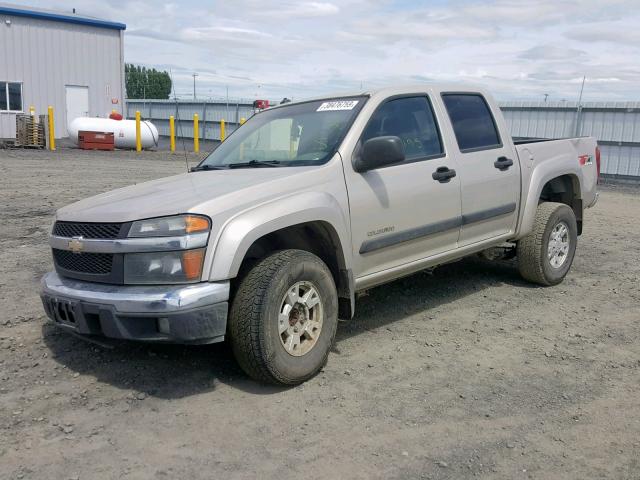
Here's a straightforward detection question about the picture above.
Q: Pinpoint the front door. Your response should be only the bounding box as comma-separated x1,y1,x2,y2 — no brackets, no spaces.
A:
441,93,520,245
65,85,89,126
344,95,462,279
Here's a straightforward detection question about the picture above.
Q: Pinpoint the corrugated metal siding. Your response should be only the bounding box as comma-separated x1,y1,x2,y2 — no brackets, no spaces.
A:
0,13,124,138
130,99,640,177
500,101,640,177
126,100,256,141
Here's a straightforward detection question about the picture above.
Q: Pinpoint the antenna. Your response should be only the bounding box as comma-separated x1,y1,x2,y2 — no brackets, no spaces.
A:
169,69,190,173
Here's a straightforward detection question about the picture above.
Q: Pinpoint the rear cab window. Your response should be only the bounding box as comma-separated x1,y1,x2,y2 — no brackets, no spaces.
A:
441,94,501,152
361,96,444,163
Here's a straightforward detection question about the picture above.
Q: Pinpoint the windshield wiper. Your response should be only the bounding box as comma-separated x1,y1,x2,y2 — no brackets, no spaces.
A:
190,164,229,172
227,160,283,168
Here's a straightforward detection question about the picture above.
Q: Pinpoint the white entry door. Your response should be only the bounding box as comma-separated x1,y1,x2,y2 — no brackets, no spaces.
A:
65,85,89,126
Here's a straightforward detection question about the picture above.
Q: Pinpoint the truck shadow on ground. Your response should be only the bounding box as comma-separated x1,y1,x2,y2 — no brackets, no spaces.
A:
42,256,535,398
335,255,535,344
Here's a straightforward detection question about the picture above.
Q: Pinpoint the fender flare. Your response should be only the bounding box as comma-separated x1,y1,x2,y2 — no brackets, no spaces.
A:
206,191,353,282
516,164,582,240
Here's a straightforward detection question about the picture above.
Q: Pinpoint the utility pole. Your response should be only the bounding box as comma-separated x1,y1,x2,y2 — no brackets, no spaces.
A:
192,73,198,100
574,76,586,136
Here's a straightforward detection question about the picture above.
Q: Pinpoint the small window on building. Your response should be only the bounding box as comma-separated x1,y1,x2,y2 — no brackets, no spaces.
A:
442,94,501,152
0,82,23,112
0,83,7,111
8,83,22,111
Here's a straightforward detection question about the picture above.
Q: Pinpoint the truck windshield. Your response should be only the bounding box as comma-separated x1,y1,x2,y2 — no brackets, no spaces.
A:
196,97,367,169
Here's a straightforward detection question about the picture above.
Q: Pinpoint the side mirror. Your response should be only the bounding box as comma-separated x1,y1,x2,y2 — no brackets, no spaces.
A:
353,136,405,173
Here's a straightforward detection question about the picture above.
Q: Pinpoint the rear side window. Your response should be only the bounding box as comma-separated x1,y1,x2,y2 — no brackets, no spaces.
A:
442,94,501,152
362,96,443,161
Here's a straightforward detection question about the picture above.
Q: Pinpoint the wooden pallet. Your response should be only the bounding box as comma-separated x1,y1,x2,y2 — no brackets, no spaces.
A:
15,114,46,148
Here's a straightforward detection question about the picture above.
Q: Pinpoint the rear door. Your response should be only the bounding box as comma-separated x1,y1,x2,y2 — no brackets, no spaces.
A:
344,94,462,278
441,93,520,245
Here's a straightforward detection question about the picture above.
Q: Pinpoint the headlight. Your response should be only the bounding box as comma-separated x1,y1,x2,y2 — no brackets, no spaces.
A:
124,214,211,284
129,214,210,238
124,249,206,284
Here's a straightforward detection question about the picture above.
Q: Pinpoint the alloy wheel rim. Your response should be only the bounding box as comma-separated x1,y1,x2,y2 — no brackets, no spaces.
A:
278,281,323,357
547,221,570,268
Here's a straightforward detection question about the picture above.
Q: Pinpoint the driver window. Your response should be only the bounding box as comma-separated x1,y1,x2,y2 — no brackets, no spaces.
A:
362,96,443,161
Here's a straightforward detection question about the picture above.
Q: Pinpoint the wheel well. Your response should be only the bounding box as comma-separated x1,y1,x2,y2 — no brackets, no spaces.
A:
234,221,353,319
539,175,583,235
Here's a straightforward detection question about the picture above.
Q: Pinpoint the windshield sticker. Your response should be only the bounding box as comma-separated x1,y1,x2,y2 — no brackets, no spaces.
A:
317,100,359,112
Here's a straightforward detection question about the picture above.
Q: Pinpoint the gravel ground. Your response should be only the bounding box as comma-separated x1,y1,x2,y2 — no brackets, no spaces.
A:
1,147,639,480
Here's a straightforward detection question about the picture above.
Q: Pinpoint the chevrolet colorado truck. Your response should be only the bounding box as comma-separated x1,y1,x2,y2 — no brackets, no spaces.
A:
40,85,599,385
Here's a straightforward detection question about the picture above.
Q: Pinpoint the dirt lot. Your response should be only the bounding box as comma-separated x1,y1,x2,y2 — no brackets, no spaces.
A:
1,147,639,480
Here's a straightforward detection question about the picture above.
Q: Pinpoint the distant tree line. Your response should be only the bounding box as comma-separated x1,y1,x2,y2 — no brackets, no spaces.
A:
125,64,172,99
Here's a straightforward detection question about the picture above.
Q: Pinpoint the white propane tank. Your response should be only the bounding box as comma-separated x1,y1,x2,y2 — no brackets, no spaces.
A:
68,117,159,149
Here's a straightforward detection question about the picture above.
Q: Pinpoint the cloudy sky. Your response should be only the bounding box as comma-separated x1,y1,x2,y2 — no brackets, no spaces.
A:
15,0,640,101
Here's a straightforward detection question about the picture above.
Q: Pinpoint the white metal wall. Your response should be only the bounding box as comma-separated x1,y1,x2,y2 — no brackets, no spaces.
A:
126,100,256,141
127,99,640,178
501,101,640,178
0,13,124,138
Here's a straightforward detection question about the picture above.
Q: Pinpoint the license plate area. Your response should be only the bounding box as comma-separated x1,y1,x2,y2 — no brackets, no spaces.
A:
44,297,78,326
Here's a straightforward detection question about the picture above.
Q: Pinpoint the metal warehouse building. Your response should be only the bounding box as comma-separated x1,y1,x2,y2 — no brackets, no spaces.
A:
0,4,125,139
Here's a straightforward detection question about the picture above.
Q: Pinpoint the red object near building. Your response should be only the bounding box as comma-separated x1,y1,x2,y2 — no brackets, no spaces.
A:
109,112,123,120
253,99,270,110
78,131,115,151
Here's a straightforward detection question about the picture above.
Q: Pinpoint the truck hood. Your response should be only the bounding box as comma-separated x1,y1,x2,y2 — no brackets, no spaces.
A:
56,167,320,223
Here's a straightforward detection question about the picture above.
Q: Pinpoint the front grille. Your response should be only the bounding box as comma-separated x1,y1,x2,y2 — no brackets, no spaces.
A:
53,249,114,275
53,221,123,239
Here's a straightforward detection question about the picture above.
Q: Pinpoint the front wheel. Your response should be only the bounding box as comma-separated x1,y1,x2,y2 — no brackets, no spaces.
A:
517,202,578,286
228,249,338,385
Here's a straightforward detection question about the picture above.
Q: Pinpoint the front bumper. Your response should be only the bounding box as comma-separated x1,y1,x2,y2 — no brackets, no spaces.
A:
40,272,229,344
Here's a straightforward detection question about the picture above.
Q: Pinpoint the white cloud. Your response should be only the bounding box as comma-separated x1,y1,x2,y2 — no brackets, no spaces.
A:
8,0,640,100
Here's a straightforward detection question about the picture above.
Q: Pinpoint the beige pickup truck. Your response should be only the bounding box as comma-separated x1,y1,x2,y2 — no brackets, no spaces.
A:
41,84,599,385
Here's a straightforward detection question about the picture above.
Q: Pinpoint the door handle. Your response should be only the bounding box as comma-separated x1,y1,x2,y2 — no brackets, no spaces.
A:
432,166,456,183
494,156,513,171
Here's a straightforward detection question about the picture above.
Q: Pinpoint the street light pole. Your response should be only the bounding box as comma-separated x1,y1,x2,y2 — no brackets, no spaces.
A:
192,73,198,100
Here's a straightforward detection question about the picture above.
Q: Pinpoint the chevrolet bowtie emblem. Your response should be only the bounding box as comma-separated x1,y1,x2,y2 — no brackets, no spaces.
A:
68,236,84,254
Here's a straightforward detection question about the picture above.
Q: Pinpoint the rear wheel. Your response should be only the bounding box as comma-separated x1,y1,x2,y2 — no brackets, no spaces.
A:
228,249,338,385
517,202,577,286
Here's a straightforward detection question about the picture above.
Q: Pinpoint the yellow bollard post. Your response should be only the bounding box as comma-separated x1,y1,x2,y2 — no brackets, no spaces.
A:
240,117,246,125
193,114,199,153
135,111,142,152
220,119,226,142
29,105,35,115
47,106,56,151
169,115,176,153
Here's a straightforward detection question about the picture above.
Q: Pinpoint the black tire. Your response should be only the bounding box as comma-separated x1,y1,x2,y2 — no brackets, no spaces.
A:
517,202,577,286
228,249,338,385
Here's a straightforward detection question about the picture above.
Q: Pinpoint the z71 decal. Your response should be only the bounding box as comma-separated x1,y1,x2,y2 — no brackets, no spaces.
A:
579,154,593,166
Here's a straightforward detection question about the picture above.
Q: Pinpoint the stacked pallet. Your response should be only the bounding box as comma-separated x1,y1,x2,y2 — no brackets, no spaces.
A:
15,114,46,148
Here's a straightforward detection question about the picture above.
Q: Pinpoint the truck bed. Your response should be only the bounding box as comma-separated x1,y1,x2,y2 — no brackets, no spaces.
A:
513,135,599,222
